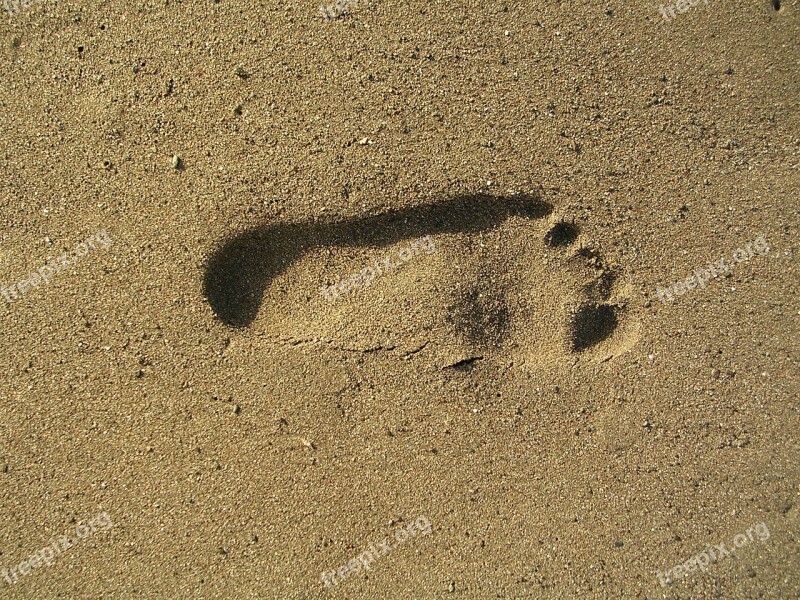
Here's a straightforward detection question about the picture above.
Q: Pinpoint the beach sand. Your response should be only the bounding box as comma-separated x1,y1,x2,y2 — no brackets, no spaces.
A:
0,0,797,597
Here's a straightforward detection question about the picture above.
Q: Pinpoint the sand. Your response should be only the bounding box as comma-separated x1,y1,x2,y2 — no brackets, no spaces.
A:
0,0,797,597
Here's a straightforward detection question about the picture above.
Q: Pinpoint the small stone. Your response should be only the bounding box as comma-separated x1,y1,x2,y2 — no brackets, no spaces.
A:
232,404,241,414
171,155,181,169
643,419,652,429
712,368,721,379
448,582,455,593
614,540,624,548
234,65,248,78
1,464,8,473
135,369,144,378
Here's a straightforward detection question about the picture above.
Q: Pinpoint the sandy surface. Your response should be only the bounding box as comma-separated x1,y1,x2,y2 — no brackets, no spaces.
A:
0,0,798,598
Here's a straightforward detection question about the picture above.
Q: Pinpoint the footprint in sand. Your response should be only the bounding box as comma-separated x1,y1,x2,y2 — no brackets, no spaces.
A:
202,192,640,367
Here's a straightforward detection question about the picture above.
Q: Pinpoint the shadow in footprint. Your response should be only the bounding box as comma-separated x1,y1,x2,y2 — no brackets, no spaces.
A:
570,304,619,352
203,193,551,327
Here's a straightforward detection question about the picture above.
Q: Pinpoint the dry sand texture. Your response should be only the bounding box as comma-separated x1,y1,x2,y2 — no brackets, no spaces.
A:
0,0,798,598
